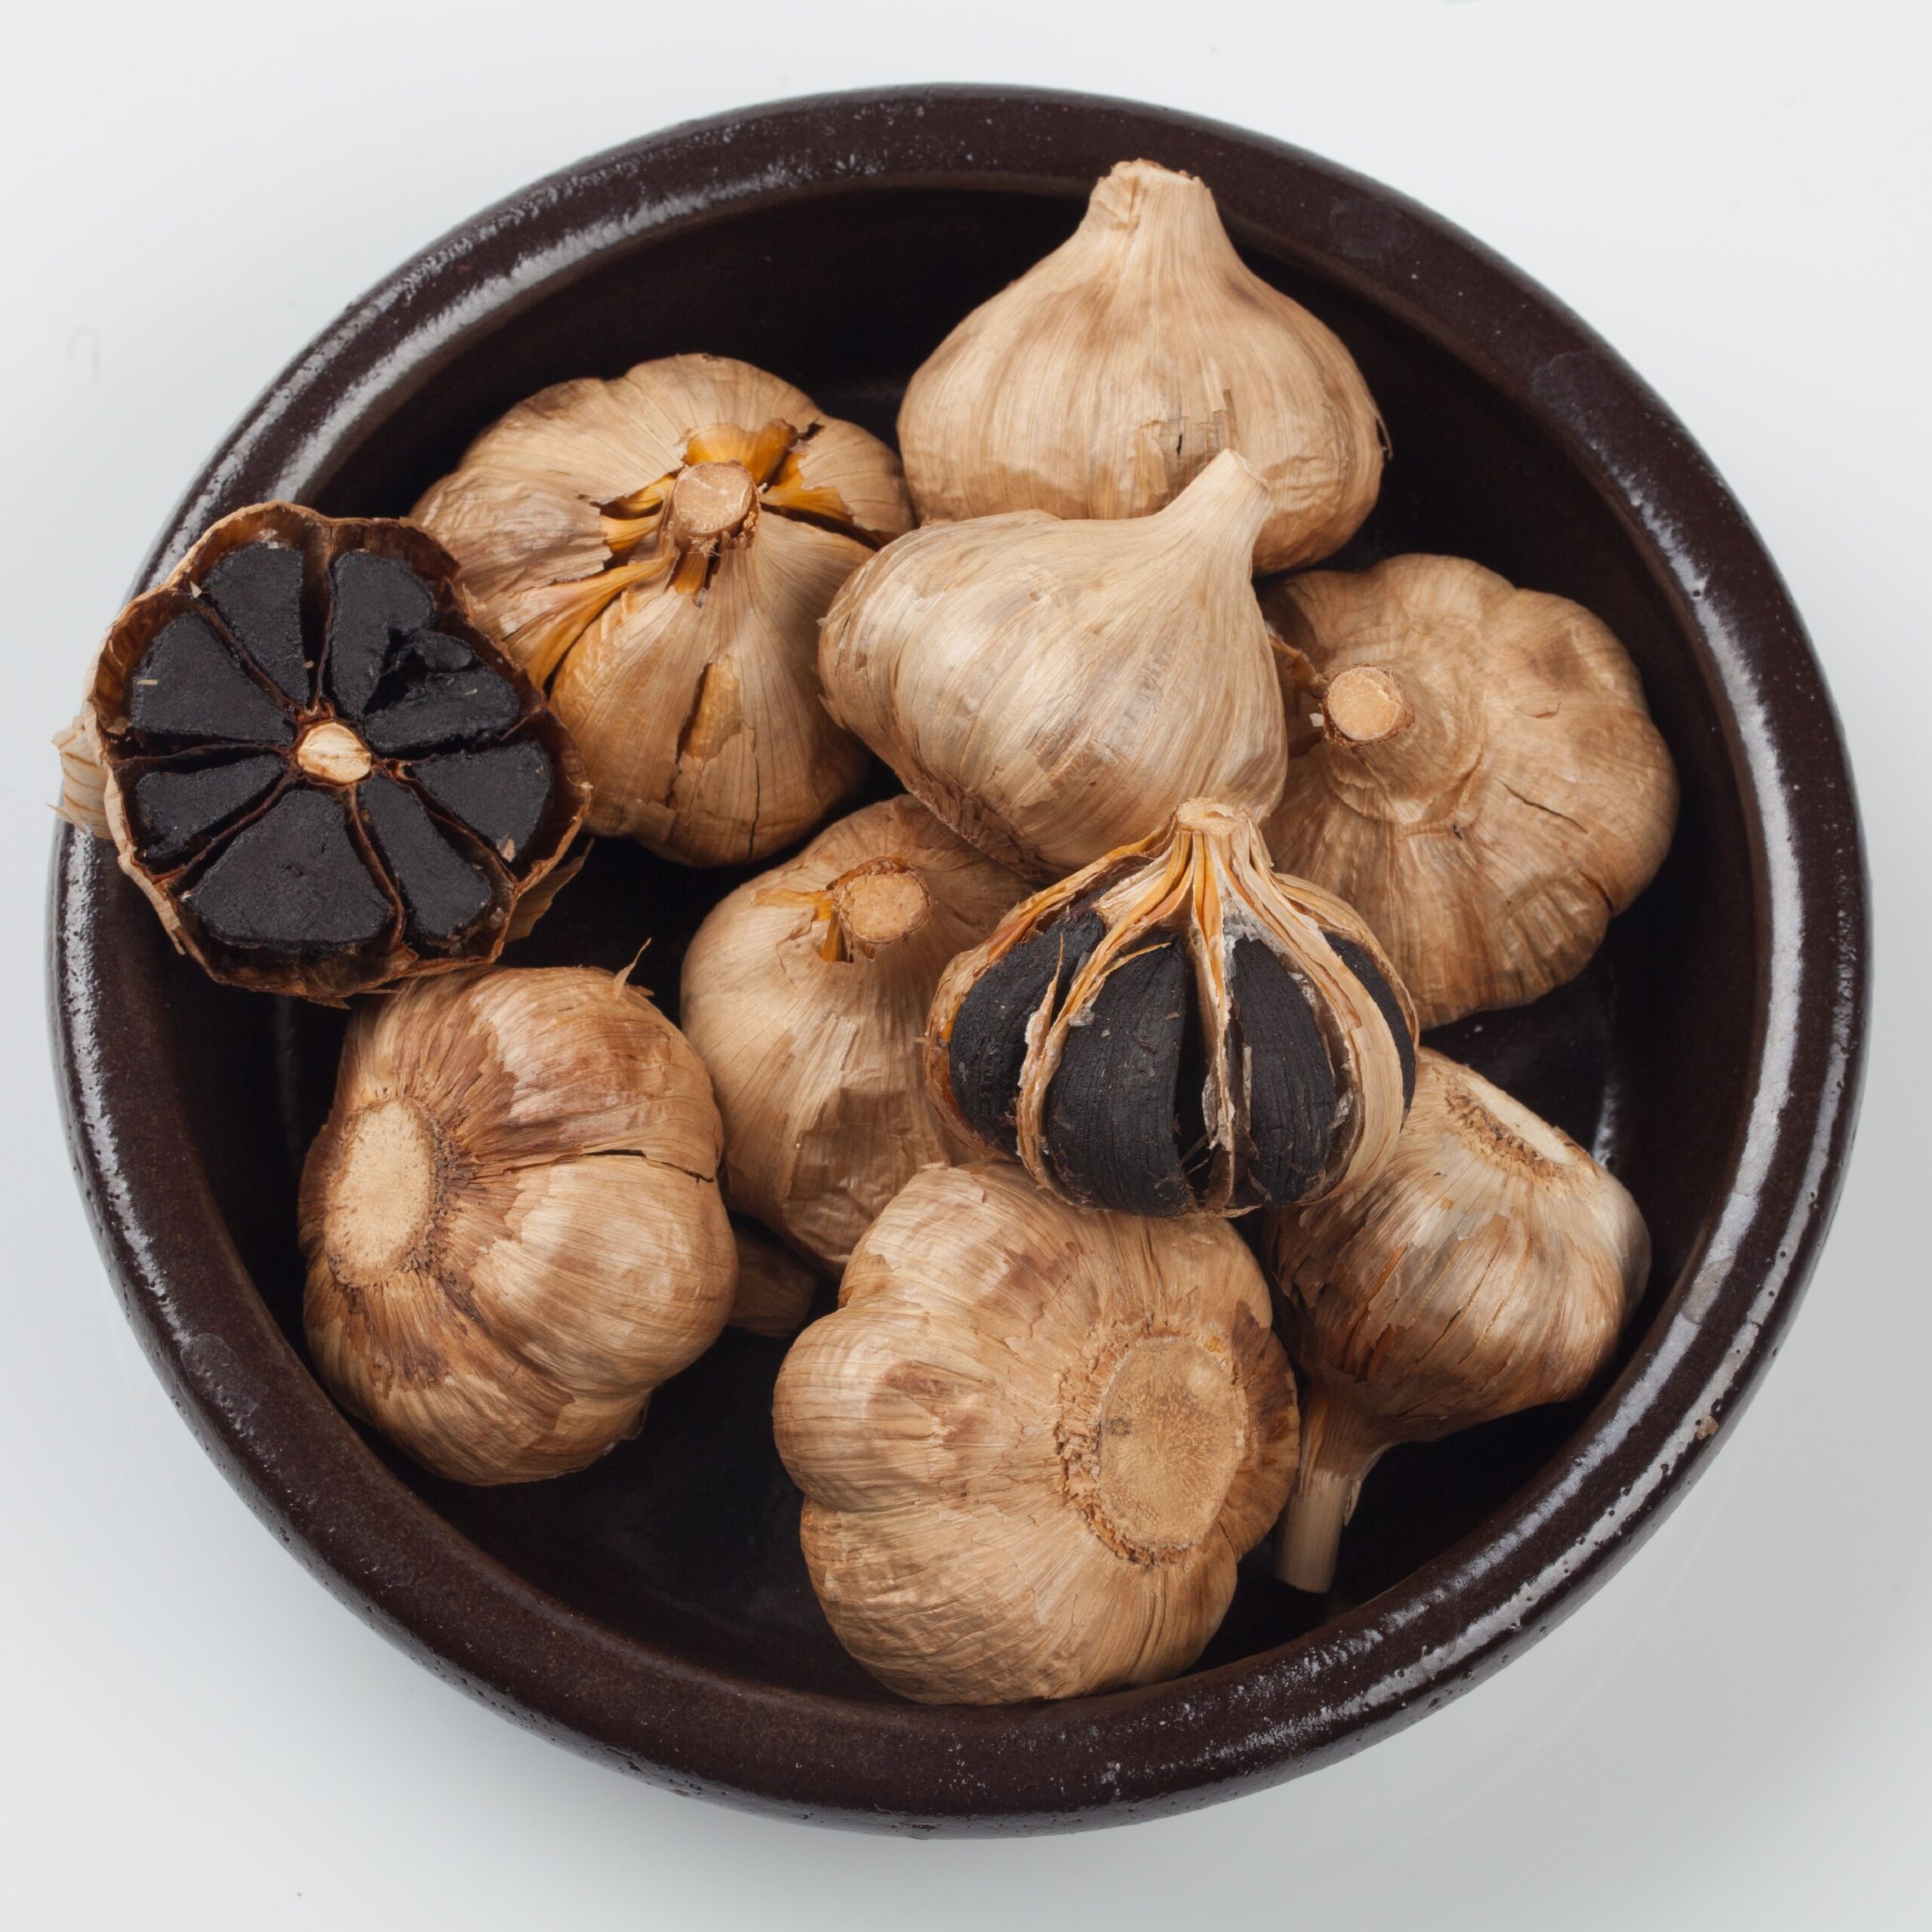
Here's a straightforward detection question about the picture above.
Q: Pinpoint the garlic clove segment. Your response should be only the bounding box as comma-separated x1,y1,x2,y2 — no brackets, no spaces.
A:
300,965,737,1484
773,1161,1299,1703
897,159,1384,572
727,1223,821,1340
927,798,1417,1219
1261,555,1679,1029
679,795,1025,1272
1265,1048,1649,1592
414,355,912,866
820,451,1287,879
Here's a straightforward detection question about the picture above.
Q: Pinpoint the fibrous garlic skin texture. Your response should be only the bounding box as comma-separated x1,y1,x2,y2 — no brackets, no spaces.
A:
1266,1048,1648,1593
1261,555,1678,1029
820,451,1287,879
727,1223,820,1340
928,799,1417,1219
897,159,1384,573
680,797,1023,1272
300,966,737,1484
60,502,586,1002
413,355,912,866
773,1161,1298,1703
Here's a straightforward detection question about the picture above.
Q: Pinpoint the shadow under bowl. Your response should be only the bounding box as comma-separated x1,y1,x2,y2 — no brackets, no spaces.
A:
49,85,1867,1834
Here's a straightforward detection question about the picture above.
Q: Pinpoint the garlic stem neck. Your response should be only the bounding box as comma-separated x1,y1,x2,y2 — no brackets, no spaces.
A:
824,859,933,959
1156,448,1273,556
666,460,760,552
1321,666,1413,746
1273,1381,1386,1593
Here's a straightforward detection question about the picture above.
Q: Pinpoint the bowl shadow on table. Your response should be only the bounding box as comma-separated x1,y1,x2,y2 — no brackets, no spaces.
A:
157,171,1752,1713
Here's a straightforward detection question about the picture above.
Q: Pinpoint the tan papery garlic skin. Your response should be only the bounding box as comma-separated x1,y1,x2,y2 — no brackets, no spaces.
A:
774,1162,1299,1703
413,355,912,866
680,796,1024,1272
1265,1048,1648,1592
727,1223,820,1340
897,159,1384,573
820,451,1287,880
300,966,737,1484
1261,555,1679,1029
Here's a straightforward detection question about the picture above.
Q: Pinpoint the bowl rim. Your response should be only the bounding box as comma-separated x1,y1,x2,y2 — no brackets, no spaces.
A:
49,82,1869,1835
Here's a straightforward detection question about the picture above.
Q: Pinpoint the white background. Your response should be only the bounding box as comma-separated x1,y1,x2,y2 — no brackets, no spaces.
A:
5,2,1927,1925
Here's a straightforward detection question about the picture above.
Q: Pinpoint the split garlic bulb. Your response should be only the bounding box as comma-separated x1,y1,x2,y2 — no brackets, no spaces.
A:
897,159,1384,572
300,966,737,1484
1265,1049,1648,1592
773,1162,1299,1703
413,355,912,866
1261,555,1678,1028
820,451,1287,878
680,796,1023,1272
928,799,1416,1218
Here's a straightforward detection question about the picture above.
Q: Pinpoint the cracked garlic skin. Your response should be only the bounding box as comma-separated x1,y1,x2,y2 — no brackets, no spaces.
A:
1261,555,1678,1029
58,502,586,1002
1265,1048,1648,1593
820,451,1287,880
300,966,737,1484
898,159,1384,573
774,1162,1298,1703
928,799,1416,1219
680,796,1023,1272
413,355,912,866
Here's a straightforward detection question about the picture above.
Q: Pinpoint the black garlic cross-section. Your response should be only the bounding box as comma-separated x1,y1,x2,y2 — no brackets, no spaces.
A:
927,799,1420,1219
73,500,588,1001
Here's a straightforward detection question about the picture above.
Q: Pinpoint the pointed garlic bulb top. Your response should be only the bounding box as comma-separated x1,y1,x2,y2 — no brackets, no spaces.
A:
679,795,1025,1272
897,159,1385,572
413,355,912,866
1262,555,1679,1028
774,1161,1299,1703
928,798,1416,1218
820,451,1287,878
299,965,737,1484
1265,1048,1648,1592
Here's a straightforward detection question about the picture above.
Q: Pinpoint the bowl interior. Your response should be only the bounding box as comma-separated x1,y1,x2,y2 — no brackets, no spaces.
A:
162,180,1755,1700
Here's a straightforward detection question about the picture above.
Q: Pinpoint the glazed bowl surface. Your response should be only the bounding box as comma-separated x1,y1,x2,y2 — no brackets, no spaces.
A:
49,85,1866,1834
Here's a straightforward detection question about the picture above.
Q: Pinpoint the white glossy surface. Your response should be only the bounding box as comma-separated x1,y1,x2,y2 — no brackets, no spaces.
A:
4,2,1927,1924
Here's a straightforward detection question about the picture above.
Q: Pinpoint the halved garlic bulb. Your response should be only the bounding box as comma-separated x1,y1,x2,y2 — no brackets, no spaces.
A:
414,355,911,866
898,160,1384,571
927,799,1417,1218
820,451,1287,879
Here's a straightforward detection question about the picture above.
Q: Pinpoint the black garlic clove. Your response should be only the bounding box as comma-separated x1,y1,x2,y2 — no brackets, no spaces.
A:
1324,931,1417,1106
1229,938,1336,1208
125,615,294,746
947,909,1104,1153
202,543,309,702
410,743,552,861
363,665,521,756
325,551,435,719
128,755,285,869
1042,934,1196,1216
358,772,496,946
184,788,392,952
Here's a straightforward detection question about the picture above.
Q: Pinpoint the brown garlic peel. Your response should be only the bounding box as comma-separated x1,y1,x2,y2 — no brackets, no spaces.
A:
679,796,1023,1272
772,1161,1298,1703
1262,555,1679,1029
927,799,1417,1219
728,1223,820,1340
413,355,912,866
897,159,1385,573
820,451,1287,880
300,965,737,1484
1265,1048,1648,1592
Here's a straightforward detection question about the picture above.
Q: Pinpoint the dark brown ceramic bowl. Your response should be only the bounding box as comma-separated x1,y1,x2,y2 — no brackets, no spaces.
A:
51,86,1866,1835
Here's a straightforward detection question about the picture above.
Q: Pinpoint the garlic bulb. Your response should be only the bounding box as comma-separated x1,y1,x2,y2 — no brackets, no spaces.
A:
820,451,1287,878
1261,555,1678,1029
774,1161,1299,1703
300,966,737,1484
928,798,1416,1218
1265,1048,1647,1592
898,159,1384,572
413,355,912,866
680,796,1023,1272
